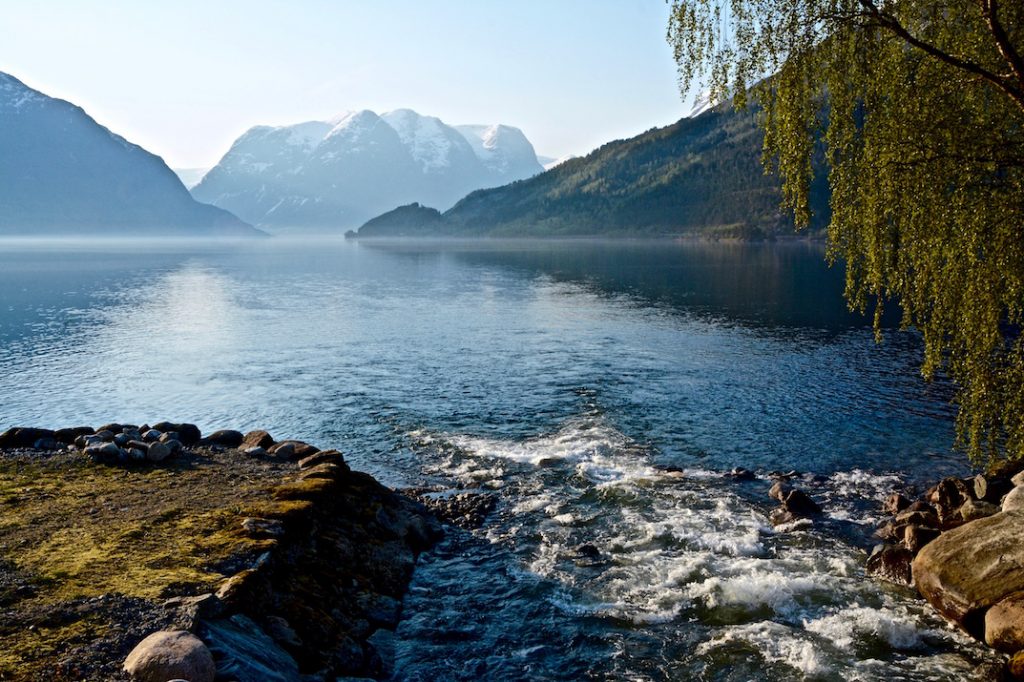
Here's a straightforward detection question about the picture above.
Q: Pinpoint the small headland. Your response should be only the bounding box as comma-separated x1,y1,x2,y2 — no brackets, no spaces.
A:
0,423,442,681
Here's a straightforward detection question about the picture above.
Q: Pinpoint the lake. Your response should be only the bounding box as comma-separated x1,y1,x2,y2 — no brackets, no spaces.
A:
0,237,991,679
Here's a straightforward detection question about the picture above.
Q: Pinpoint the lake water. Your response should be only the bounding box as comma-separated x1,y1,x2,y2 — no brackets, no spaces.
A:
0,238,992,680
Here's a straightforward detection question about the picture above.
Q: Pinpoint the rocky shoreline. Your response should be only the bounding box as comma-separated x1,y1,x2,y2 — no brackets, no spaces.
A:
0,423,443,681
754,460,1024,679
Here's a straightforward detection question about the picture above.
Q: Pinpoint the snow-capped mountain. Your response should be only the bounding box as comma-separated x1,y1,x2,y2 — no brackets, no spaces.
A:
192,109,544,230
0,71,258,236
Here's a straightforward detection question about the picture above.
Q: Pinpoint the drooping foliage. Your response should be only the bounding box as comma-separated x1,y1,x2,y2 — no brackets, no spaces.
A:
669,0,1024,464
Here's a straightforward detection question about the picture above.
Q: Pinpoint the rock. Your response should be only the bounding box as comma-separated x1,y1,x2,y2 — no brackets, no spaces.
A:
985,591,1024,652
297,449,346,470
769,508,802,526
216,569,258,607
782,489,822,517
356,592,401,628
913,510,1024,635
882,492,911,514
959,497,999,522
866,543,914,586
114,433,130,447
163,593,224,629
298,462,342,481
244,446,268,457
122,630,215,682
121,428,142,441
94,429,115,442
270,440,319,460
875,520,905,542
1010,651,1024,679
53,426,94,444
241,517,285,538
164,439,183,456
0,427,56,448
127,447,147,462
151,422,201,445
895,508,940,528
768,480,791,502
159,431,180,443
32,437,58,450
146,441,172,463
142,429,163,442
199,615,301,682
906,500,935,513
95,423,126,434
974,474,1013,504
575,543,601,560
242,430,275,449
1004,487,1024,512
264,615,302,649
903,524,940,553
85,442,121,463
201,429,244,447
1013,471,1024,487
929,477,974,523
729,467,756,481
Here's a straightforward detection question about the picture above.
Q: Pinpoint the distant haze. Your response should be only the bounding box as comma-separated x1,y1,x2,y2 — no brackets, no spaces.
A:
0,1,688,169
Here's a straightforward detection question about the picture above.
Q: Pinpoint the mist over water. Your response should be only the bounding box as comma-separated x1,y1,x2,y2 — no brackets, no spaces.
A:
0,237,989,679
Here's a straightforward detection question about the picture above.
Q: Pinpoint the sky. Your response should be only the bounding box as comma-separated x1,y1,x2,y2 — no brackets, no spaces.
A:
0,1,693,169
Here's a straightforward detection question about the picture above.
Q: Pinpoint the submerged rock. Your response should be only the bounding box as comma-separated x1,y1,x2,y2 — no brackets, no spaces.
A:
867,543,914,586
122,630,215,682
913,510,1024,636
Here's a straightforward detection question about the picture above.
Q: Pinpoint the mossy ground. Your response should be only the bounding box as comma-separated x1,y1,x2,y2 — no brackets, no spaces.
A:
0,446,296,680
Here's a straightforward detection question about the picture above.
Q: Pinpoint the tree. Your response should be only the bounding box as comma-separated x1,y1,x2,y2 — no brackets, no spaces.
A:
668,0,1024,464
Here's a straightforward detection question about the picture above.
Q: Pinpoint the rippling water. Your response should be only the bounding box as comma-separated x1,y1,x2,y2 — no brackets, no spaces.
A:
0,238,993,679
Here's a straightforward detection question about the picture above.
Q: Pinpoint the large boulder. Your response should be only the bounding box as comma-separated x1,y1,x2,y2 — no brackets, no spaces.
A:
912,510,1024,636
1004,486,1024,512
122,630,215,682
242,430,275,449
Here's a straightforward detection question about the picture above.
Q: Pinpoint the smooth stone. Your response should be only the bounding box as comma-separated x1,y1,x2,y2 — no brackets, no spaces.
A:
146,441,171,463
201,429,244,447
94,430,115,442
127,448,147,462
159,431,180,443
985,591,1024,652
269,440,318,460
113,433,130,447
1004,487,1024,512
85,442,121,462
959,497,999,522
913,510,1024,636
297,449,345,470
242,430,275,449
142,429,163,442
122,630,215,682
243,446,268,457
53,426,94,444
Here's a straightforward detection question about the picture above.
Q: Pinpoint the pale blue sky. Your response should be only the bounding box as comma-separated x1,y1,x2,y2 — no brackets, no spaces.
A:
0,1,690,168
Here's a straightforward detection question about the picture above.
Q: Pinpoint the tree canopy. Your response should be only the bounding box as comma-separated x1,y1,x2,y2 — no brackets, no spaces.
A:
668,0,1024,464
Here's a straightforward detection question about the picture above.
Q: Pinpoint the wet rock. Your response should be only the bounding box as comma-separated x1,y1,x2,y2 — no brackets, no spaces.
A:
729,467,756,481
903,524,940,554
782,489,822,517
768,480,791,502
142,429,163,442
53,426,94,444
241,517,285,538
974,474,1013,504
1010,651,1024,679
242,430,275,449
576,543,602,560
1004,487,1024,512
201,429,244,448
875,520,905,542
200,615,301,682
85,442,121,464
959,497,999,522
114,432,130,447
985,591,1024,652
0,427,56,448
122,630,215,682
882,492,911,514
298,449,346,470
913,510,1024,636
146,441,171,463
418,491,497,529
270,440,319,460
866,543,914,586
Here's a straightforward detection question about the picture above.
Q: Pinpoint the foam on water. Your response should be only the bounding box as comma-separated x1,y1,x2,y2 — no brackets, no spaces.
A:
398,414,997,679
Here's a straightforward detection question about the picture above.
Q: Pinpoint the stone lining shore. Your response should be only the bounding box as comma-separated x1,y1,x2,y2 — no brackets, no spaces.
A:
0,422,443,682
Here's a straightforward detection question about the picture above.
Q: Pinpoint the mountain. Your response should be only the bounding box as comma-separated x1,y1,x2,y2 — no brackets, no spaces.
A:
537,155,576,171
191,110,544,231
173,167,209,189
0,72,259,237
356,104,829,239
